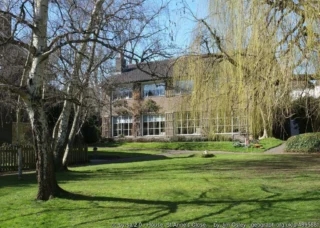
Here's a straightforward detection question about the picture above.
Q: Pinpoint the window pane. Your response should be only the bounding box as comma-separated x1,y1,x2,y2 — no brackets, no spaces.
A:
143,128,148,136
175,80,193,94
175,112,201,135
142,114,165,136
143,83,165,97
113,116,133,136
188,127,195,134
182,128,188,135
113,87,133,100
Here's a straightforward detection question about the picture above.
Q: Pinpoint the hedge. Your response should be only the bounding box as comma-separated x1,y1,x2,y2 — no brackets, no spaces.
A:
285,133,320,153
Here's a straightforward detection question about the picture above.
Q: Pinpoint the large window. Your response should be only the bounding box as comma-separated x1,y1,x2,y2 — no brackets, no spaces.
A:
175,80,193,95
205,114,247,134
113,116,133,136
175,112,201,135
175,112,247,135
113,87,132,100
143,83,165,97
143,115,165,136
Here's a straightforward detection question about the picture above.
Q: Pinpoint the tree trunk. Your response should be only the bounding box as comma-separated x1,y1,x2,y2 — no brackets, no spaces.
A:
26,0,63,200
53,1,104,171
132,83,142,137
62,104,81,169
259,107,268,139
26,99,62,200
53,97,72,171
16,109,23,180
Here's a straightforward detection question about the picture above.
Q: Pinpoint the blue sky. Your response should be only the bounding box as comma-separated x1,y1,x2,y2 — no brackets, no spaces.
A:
168,0,208,50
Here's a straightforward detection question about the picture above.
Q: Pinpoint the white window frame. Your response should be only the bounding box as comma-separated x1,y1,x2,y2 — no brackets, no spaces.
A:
175,112,201,135
142,114,165,136
112,116,133,137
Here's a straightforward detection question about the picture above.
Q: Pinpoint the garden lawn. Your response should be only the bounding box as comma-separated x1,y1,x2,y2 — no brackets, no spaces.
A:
90,138,283,155
87,148,163,159
1,154,320,227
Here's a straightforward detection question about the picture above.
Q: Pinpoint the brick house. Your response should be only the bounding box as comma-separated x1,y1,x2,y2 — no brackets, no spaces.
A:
101,55,248,139
0,13,28,144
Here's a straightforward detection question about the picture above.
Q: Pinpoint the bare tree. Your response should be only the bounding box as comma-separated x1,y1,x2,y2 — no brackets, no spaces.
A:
0,0,171,200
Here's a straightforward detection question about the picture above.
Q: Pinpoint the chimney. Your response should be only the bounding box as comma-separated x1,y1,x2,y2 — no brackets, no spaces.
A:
116,53,126,73
0,13,11,38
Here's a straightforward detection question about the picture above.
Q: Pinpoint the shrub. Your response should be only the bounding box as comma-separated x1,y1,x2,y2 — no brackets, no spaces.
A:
81,115,101,144
285,133,320,153
232,141,242,148
142,99,160,113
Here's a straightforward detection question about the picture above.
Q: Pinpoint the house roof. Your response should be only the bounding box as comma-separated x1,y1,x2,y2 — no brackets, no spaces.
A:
104,55,320,87
107,59,174,85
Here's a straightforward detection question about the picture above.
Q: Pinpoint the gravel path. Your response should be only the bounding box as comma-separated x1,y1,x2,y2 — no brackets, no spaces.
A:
264,143,286,154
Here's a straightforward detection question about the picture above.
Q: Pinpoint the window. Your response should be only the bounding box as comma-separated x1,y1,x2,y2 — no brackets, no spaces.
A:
143,83,165,97
143,115,165,136
113,116,133,136
175,112,201,135
175,80,193,94
202,113,247,134
113,87,132,100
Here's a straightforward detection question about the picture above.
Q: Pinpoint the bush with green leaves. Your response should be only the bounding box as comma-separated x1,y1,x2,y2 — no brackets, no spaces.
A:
81,115,101,144
285,133,320,153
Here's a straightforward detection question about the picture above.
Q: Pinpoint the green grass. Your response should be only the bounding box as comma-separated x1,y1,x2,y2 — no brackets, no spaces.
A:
1,154,320,227
87,148,163,159
91,138,283,154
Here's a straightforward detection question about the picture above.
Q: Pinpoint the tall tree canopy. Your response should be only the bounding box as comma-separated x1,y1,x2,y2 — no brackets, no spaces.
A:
175,0,320,138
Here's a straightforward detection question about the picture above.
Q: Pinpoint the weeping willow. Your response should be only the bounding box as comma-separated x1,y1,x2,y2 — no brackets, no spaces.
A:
174,0,320,139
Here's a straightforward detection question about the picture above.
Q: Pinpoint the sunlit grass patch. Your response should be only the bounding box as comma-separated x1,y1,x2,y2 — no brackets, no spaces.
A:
1,154,319,226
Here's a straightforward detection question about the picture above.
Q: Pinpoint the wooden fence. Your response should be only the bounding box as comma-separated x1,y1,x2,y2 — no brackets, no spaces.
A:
0,144,88,172
67,144,88,165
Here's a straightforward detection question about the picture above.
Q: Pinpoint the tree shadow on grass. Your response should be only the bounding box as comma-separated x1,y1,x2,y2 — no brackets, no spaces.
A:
63,154,320,184
2,154,320,224
86,154,170,166
0,172,37,189
0,154,170,188
183,154,320,175
72,153,170,170
2,154,319,189
58,189,320,225
59,191,178,225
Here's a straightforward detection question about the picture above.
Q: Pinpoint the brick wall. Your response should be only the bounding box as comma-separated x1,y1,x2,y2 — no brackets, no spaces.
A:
101,82,192,138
